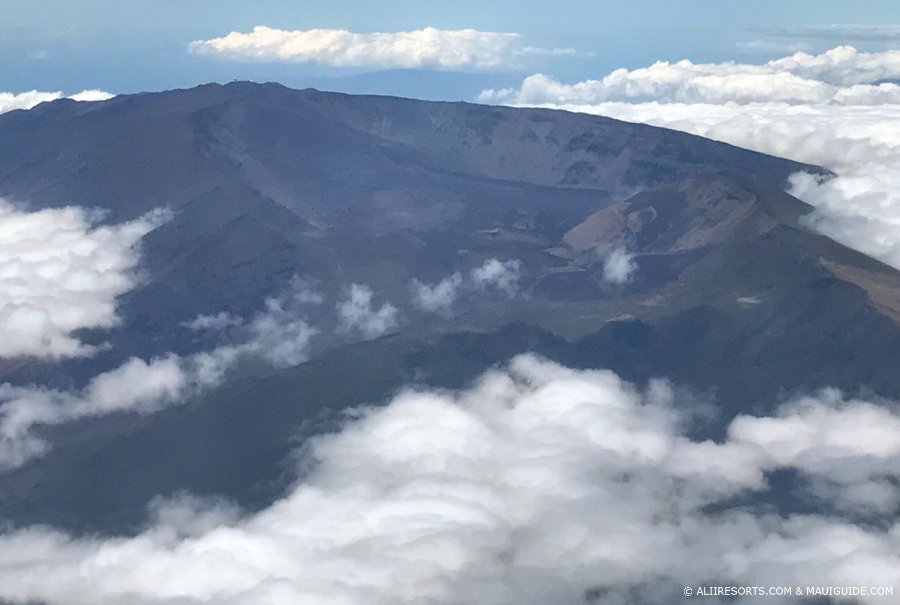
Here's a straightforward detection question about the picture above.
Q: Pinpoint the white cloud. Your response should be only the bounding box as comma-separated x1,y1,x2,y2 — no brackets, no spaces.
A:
479,46,900,106
730,390,900,463
0,89,114,114
189,26,575,70
482,46,900,271
337,284,399,339
78,356,188,415
0,278,322,469
67,89,114,102
0,90,61,113
411,273,463,314
0,201,170,359
729,390,900,514
0,355,190,469
242,277,323,367
410,260,532,313
600,246,637,284
470,258,523,296
182,312,244,331
547,102,900,270
241,295,319,368
0,355,896,604
770,45,900,86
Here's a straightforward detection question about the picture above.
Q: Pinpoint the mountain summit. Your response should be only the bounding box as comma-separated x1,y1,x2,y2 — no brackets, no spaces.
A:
1,82,898,532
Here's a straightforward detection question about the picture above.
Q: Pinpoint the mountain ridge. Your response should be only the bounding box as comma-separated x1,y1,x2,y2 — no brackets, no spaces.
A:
1,82,898,533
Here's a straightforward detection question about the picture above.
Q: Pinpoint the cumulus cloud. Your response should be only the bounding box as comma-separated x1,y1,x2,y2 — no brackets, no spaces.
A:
600,246,637,284
769,45,900,86
337,284,399,339
0,201,170,359
0,355,896,604
470,258,523,296
483,45,900,271
189,26,575,70
479,46,900,106
0,89,114,114
411,273,463,314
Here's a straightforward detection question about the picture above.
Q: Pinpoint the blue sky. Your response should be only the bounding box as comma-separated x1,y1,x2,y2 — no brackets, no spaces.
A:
4,0,900,98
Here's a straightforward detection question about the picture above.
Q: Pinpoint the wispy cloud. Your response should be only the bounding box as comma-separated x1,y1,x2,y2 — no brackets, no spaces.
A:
736,39,812,54
0,355,189,468
0,278,324,469
336,284,399,339
241,285,320,367
767,24,900,43
411,273,463,314
470,258,523,296
189,26,576,70
181,311,243,331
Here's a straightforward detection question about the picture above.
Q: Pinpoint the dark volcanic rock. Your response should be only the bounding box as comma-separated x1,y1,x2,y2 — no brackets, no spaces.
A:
0,83,897,534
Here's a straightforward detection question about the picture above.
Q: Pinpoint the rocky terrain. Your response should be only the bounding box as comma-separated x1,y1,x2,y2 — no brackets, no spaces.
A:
1,82,898,533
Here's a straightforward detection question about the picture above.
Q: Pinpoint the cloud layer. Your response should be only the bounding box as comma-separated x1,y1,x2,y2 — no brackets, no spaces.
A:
482,45,900,271
480,46,900,105
189,26,575,70
0,201,169,359
0,355,896,604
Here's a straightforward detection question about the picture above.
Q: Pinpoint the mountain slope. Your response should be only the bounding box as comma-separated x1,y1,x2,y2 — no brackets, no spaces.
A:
0,83,827,378
0,82,898,532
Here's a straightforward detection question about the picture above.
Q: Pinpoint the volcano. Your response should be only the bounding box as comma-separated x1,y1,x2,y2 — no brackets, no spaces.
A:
1,82,898,533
